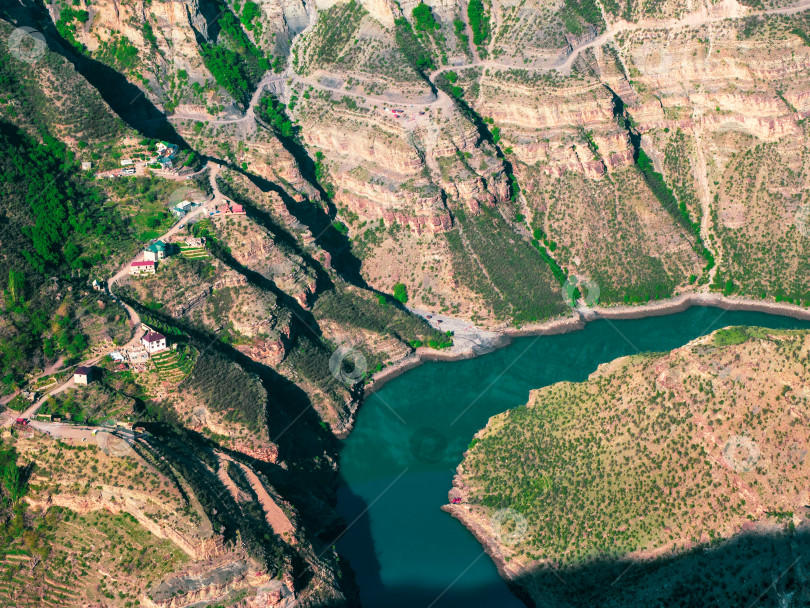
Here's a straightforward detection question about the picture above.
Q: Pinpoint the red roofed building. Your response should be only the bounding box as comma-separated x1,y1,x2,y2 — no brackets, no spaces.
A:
217,202,246,216
129,260,156,275
141,331,167,353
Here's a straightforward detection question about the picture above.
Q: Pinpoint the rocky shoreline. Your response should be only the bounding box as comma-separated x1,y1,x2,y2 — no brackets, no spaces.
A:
359,292,810,594
365,293,810,396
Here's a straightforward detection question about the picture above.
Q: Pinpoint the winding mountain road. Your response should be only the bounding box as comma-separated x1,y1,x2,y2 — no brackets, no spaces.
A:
163,0,810,132
3,201,213,426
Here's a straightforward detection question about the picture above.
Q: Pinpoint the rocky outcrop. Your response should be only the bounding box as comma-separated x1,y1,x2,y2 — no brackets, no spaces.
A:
335,175,452,233
28,487,225,560
144,558,295,608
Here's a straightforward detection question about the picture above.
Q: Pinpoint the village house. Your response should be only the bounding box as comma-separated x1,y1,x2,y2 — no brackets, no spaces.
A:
216,202,246,216
155,142,178,170
129,260,156,275
144,240,168,262
171,200,199,219
74,366,93,385
141,331,168,354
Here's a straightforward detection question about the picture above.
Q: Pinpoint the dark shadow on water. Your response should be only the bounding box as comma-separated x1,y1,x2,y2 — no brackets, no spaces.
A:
336,474,810,608
334,307,810,608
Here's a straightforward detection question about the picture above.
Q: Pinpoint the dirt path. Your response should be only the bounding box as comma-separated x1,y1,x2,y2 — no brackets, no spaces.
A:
5,206,209,424
160,0,810,134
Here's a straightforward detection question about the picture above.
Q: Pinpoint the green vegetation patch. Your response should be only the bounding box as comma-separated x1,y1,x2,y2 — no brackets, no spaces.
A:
713,327,750,346
305,0,367,67
559,0,605,35
467,0,490,47
199,7,269,105
637,148,714,272
445,207,568,324
413,2,440,31
395,17,436,71
181,348,267,433
459,330,810,570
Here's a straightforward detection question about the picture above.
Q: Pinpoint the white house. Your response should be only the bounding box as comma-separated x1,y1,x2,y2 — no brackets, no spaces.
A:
129,260,156,275
141,331,168,354
74,366,93,385
144,240,168,262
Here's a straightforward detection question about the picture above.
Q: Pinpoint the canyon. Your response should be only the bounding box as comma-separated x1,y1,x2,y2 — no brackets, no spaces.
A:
0,0,809,605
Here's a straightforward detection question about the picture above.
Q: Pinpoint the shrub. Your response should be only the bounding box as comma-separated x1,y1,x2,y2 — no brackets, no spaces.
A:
467,0,490,46
412,2,439,31
393,283,408,304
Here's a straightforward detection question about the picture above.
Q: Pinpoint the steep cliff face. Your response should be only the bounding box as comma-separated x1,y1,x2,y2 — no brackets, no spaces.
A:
4,0,810,602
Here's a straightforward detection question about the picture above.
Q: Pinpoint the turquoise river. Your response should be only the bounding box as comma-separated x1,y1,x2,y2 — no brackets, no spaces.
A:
335,306,810,607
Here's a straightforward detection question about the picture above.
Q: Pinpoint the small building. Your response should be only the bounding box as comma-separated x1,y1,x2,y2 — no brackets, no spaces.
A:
129,260,156,275
142,331,168,354
74,366,93,385
185,236,205,248
144,240,168,262
81,161,92,171
91,279,105,291
156,142,178,157
127,348,149,364
120,159,133,166
110,351,125,362
171,200,198,218
217,202,246,216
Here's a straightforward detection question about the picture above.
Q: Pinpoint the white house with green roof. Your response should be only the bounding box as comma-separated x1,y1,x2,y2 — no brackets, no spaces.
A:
144,239,168,262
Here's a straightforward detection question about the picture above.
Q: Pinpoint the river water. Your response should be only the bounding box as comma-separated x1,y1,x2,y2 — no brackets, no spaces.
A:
336,306,810,607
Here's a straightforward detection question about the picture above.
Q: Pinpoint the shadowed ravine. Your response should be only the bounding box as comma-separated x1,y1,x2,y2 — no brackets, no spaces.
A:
336,306,810,607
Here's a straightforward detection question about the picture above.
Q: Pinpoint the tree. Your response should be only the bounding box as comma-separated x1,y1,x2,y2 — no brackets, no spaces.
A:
393,283,408,304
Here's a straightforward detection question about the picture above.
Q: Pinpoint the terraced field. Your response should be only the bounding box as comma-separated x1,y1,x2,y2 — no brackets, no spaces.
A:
177,244,210,259
150,346,197,384
0,510,187,608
